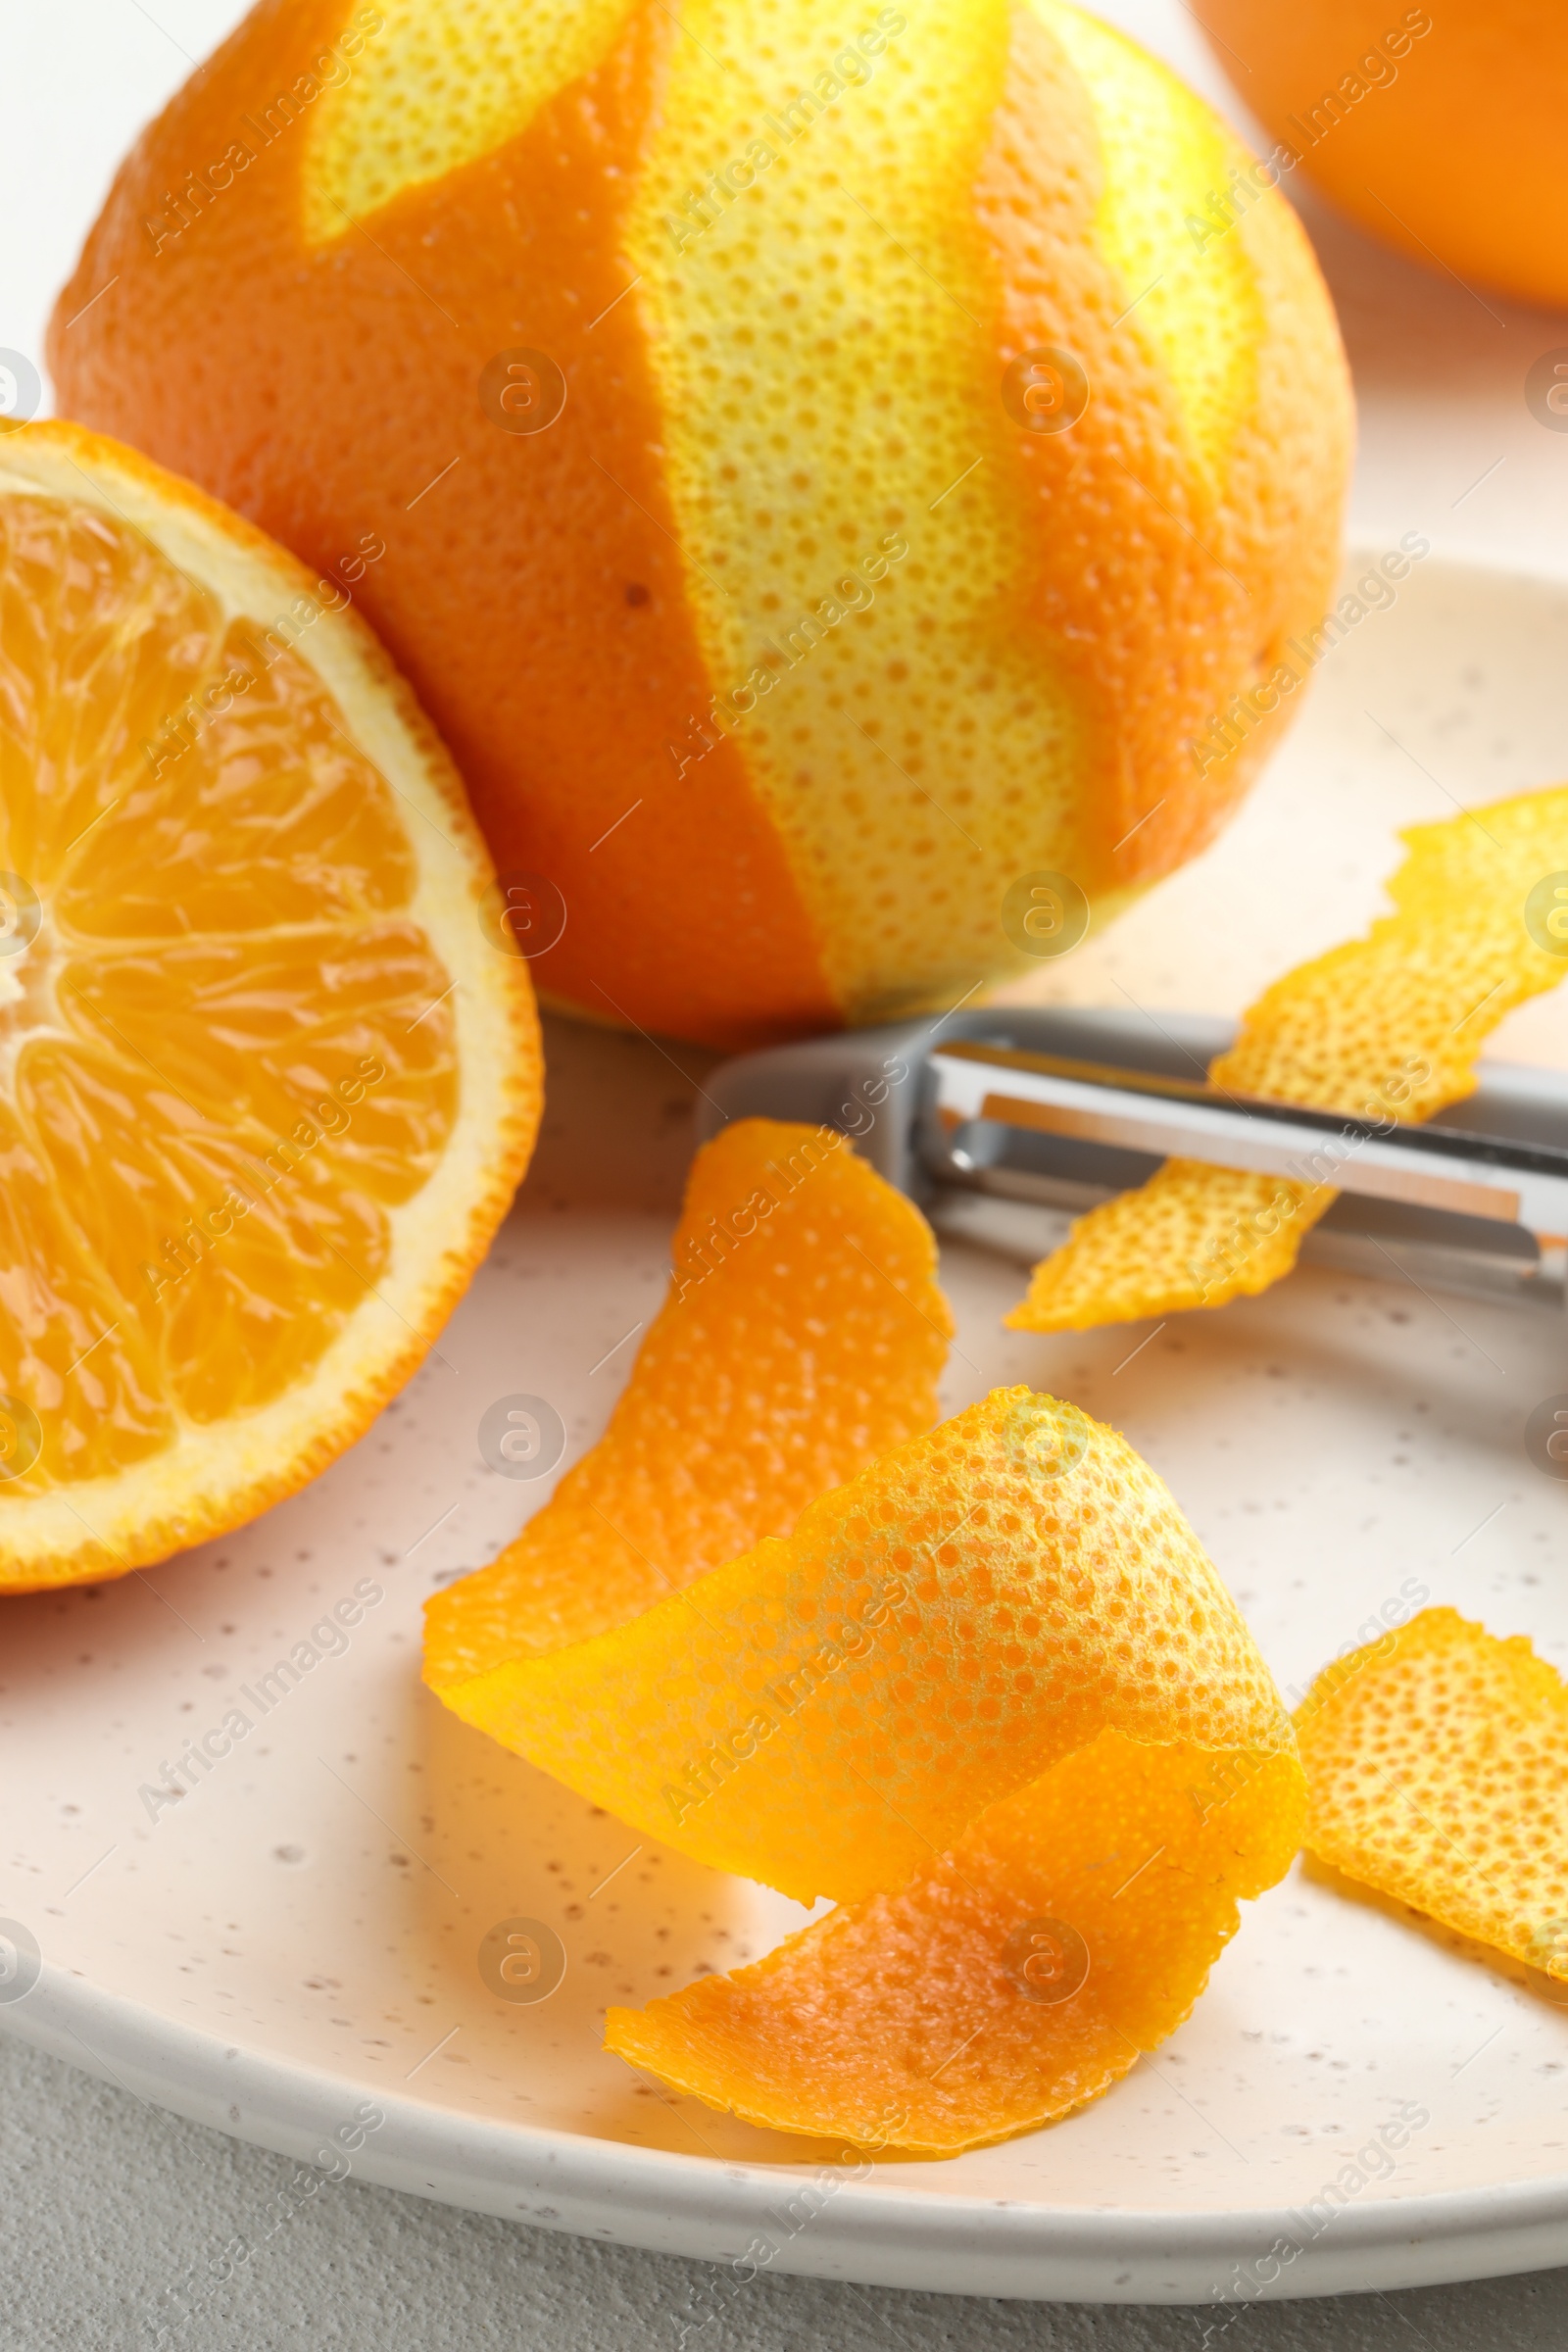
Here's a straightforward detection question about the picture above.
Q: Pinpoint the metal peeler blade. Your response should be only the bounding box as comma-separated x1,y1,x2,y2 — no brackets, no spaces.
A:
697,1005,1568,1316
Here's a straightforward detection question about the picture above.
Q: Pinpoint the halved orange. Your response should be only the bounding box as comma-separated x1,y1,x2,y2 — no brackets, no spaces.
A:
0,421,541,1592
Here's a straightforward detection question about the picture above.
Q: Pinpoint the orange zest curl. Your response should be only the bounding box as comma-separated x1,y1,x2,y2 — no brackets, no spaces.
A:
427,1120,1302,2151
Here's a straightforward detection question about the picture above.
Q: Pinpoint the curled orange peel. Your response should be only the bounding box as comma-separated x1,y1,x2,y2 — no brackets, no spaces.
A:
426,1122,1302,2152
1297,1606,1568,1982
1006,784,1568,1332
424,1117,953,1678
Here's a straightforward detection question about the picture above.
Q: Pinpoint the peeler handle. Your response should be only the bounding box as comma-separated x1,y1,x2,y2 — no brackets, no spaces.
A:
698,1006,1234,1199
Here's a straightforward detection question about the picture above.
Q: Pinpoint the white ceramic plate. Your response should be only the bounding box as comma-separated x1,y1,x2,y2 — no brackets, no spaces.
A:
4,550,1568,2308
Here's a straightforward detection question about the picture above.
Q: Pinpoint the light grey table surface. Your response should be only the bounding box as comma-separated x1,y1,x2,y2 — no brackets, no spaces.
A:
5,2,1568,2347
4,2024,1568,2352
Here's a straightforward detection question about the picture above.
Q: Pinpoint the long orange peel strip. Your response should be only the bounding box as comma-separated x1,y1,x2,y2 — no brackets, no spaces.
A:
426,1119,1303,2152
1007,783,1568,1331
1297,1605,1568,1983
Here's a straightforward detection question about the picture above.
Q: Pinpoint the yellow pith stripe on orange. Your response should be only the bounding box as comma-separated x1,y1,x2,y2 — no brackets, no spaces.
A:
623,0,1278,1024
303,0,638,244
1007,784,1568,1332
626,0,1082,1025
1297,1608,1568,1982
1031,0,1260,483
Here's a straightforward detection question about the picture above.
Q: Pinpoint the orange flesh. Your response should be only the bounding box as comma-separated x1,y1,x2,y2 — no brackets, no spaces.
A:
1007,785,1568,1332
1297,1607,1568,1982
0,490,456,1485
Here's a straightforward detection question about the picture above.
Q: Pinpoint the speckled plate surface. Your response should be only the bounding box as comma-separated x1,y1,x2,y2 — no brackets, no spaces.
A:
4,551,1568,2304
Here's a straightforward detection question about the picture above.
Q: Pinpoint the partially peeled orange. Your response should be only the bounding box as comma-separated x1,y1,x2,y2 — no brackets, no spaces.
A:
51,0,1351,1048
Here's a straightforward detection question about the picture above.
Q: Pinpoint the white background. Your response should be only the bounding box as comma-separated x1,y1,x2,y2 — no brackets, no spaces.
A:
4,3,1568,2347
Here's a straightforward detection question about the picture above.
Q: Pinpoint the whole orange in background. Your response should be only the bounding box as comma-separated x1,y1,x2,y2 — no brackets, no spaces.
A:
1192,0,1568,314
52,0,1351,1052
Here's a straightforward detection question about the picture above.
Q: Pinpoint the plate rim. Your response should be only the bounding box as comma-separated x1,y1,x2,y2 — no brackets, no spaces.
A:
8,1966,1568,2305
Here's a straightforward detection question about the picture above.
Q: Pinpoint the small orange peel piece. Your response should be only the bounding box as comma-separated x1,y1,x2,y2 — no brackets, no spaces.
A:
428,1162,1302,2147
1296,1605,1568,1982
1007,784,1568,1332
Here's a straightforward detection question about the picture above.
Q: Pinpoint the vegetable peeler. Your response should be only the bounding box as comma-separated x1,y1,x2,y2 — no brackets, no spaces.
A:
696,1006,1568,1314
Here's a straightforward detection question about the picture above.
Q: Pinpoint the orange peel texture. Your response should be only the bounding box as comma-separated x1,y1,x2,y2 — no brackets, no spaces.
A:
424,1117,954,1677
50,0,1351,1049
1007,783,1568,1332
1297,1607,1568,1983
428,1156,1301,2147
